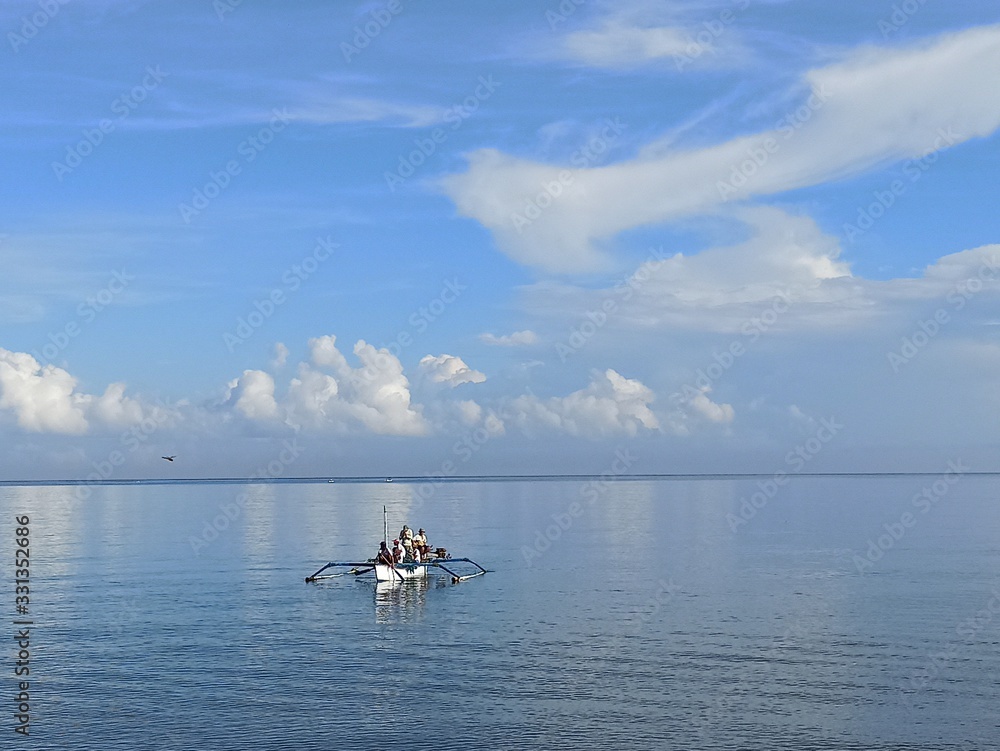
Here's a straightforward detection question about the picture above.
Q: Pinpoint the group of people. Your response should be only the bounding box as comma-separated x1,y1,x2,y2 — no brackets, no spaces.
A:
376,525,431,566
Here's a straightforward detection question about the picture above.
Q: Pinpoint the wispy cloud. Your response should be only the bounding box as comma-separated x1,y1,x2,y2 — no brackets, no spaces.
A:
558,20,691,68
443,24,1000,272
480,330,539,347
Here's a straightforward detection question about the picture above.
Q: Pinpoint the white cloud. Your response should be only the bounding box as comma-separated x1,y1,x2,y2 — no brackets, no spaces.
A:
455,399,483,426
229,370,280,421
286,335,429,436
0,349,88,434
418,354,487,387
667,385,734,434
292,97,443,128
443,25,1000,273
558,20,689,68
480,330,539,347
83,382,147,427
0,349,154,435
518,210,1000,345
627,206,850,308
522,207,864,335
505,369,660,437
271,342,289,370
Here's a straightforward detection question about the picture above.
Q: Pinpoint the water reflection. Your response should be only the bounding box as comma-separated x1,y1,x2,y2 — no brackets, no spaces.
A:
373,577,429,624
371,576,457,624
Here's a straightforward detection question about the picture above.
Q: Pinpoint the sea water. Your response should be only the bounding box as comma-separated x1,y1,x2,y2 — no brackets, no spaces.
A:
1,475,998,750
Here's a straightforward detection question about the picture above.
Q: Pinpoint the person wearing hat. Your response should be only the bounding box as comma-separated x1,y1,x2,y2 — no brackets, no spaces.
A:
391,539,404,564
413,528,428,557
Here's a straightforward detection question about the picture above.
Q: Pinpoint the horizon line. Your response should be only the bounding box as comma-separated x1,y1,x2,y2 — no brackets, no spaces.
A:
1,470,998,487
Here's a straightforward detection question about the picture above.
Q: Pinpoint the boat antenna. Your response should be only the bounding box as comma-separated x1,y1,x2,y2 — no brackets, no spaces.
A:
383,505,388,548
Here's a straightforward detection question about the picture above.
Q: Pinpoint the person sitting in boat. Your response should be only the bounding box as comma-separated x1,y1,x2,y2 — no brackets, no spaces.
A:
391,539,405,564
413,528,429,556
402,538,422,563
376,541,394,566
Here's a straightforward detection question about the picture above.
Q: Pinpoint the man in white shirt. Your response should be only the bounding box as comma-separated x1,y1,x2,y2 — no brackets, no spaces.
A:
413,529,428,557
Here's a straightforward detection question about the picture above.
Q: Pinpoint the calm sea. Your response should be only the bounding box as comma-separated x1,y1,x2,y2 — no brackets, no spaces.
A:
2,475,998,750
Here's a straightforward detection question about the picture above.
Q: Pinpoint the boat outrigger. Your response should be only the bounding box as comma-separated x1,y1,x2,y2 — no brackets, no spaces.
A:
305,555,488,584
304,506,489,585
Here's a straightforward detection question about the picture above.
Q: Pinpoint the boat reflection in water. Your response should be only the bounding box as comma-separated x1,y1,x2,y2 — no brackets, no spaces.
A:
372,577,448,624
372,576,461,624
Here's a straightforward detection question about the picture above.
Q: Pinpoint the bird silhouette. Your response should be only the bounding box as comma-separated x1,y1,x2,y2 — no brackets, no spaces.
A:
162,456,176,462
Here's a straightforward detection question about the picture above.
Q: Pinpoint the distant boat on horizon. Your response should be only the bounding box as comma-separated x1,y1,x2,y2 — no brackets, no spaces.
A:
385,477,393,483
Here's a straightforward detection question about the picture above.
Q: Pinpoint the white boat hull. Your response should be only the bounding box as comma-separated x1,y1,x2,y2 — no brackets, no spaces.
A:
374,563,427,583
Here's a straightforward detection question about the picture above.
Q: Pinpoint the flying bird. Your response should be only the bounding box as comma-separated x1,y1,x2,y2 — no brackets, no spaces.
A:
162,456,176,462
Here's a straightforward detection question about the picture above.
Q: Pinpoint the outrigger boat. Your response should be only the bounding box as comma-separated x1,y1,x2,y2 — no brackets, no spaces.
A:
305,554,487,584
304,506,489,585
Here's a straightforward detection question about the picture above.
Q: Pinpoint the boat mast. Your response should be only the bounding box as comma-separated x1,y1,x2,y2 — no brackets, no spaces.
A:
383,505,388,547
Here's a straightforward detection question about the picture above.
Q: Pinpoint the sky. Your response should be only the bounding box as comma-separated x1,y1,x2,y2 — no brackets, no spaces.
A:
2,0,1000,480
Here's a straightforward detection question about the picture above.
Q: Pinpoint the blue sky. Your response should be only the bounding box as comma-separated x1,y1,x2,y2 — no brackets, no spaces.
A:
2,0,1000,479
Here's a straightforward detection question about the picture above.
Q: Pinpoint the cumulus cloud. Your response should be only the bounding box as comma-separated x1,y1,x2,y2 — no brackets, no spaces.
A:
0,348,154,434
442,25,1000,272
271,342,289,370
0,349,88,434
418,354,487,387
455,399,483,426
228,370,280,421
285,335,429,436
480,330,539,347
667,385,735,435
84,382,147,427
504,369,659,437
